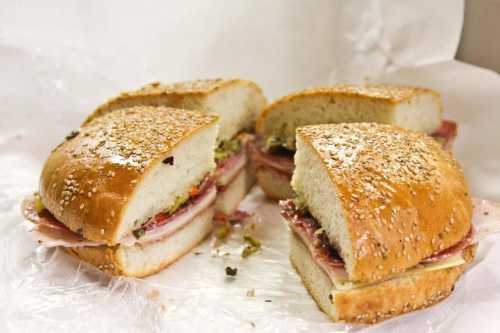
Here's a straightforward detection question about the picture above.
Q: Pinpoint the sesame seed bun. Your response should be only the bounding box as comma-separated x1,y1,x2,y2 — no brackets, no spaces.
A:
39,106,218,245
290,231,476,324
65,207,215,277
292,123,472,283
86,78,267,143
256,84,442,150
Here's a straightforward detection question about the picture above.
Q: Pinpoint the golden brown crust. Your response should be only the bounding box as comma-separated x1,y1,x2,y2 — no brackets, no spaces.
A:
256,84,442,134
40,106,218,244
65,245,124,275
64,229,212,278
86,78,266,125
297,123,472,283
333,245,476,324
292,236,476,324
255,166,294,201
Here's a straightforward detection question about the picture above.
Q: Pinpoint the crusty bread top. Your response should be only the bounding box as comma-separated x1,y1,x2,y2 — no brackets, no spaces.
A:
296,123,472,282
39,106,218,244
256,83,442,135
85,78,266,126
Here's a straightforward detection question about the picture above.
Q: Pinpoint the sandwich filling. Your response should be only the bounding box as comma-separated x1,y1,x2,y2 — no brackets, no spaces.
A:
252,120,457,178
23,176,217,248
280,199,474,290
214,133,253,187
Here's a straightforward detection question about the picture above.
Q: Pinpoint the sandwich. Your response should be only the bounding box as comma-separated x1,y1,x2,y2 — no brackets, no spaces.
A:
86,79,267,221
280,123,475,323
252,84,457,201
22,106,219,277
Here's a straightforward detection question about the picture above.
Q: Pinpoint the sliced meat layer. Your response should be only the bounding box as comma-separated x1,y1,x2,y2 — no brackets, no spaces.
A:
22,178,217,248
431,120,457,150
279,198,495,287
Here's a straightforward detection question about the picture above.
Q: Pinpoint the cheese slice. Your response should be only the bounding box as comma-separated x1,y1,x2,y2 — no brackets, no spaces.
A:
332,252,465,291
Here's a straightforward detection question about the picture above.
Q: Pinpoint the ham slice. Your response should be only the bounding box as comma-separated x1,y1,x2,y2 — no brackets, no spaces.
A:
280,197,500,281
280,200,348,282
215,151,247,187
22,180,217,248
214,133,255,187
248,141,294,175
431,120,457,150
420,229,473,263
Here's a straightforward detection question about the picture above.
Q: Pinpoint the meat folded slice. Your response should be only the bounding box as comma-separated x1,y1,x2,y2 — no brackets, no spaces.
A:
215,151,247,187
248,141,294,175
280,197,499,289
22,179,217,248
431,120,457,150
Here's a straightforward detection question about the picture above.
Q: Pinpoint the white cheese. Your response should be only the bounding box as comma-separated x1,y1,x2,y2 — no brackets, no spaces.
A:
332,252,465,291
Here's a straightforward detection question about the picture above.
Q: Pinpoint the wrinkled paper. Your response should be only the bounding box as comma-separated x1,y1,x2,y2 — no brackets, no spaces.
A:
2,1,500,332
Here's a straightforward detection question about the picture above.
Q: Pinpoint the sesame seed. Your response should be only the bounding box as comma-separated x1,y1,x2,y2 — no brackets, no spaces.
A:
79,203,85,210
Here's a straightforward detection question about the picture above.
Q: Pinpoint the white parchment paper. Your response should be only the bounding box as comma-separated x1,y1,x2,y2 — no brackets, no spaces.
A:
1,1,500,332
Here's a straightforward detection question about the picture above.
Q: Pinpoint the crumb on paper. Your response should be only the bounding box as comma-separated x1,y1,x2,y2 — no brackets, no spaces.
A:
147,289,160,301
246,289,255,297
264,299,272,303
241,235,262,258
194,252,203,256
225,266,238,276
159,304,168,313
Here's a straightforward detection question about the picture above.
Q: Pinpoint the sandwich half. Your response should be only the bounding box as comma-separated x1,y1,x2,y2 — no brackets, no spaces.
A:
252,84,457,201
281,123,475,323
87,79,267,220
22,106,219,277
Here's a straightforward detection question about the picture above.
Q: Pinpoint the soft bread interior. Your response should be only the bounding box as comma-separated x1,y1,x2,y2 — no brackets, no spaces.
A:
290,232,338,320
392,93,441,133
95,83,264,144
215,163,255,215
204,84,264,142
117,207,215,276
117,125,217,240
291,135,355,277
261,92,441,149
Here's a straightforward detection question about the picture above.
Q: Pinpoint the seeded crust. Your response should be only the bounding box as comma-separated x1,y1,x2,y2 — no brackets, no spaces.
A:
290,231,477,324
85,78,267,129
295,123,472,283
255,166,294,201
256,84,442,150
64,208,214,277
39,106,218,245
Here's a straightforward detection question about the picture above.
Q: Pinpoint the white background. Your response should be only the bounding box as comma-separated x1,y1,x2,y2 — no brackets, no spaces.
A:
1,1,499,332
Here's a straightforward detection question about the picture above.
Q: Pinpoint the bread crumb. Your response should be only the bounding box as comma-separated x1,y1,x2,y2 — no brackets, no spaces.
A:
147,289,160,301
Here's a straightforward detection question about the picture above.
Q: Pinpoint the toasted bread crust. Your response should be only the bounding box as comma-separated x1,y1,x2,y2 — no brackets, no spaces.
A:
296,123,472,283
40,106,218,244
255,166,294,201
86,78,266,125
65,208,215,277
334,245,476,324
65,245,124,275
256,84,442,134
290,230,476,324
65,230,211,278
